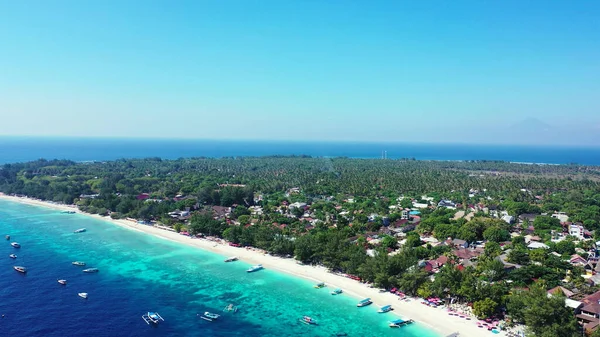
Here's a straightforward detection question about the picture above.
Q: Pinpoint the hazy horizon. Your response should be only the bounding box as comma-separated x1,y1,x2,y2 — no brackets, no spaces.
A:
1,1,599,145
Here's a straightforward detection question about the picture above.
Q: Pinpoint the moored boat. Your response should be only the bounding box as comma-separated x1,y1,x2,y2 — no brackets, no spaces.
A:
11,242,20,248
83,268,99,273
5,235,10,240
389,318,414,328
378,305,393,313
246,264,263,273
224,256,238,262
142,311,164,324
300,316,317,325
223,304,238,313
78,292,88,299
73,228,86,233
58,279,67,285
9,254,17,259
72,261,86,266
331,288,343,295
314,282,325,289
199,311,220,321
13,266,27,273
357,298,372,307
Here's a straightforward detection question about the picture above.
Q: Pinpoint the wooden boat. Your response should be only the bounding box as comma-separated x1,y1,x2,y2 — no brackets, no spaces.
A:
5,235,10,240
13,266,27,273
142,312,164,324
199,312,220,321
224,256,238,262
314,282,325,289
378,305,393,313
331,288,343,295
300,316,317,325
389,319,414,328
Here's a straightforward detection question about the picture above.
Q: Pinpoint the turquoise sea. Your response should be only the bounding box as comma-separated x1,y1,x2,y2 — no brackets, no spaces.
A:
0,200,440,337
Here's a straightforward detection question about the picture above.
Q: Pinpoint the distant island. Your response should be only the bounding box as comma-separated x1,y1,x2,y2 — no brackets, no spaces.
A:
2,157,600,336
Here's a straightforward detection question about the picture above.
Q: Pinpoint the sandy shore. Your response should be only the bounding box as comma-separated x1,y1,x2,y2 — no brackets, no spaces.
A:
0,194,501,337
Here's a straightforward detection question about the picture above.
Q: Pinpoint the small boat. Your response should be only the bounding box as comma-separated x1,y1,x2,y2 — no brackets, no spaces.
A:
72,261,86,266
78,292,88,299
83,268,99,273
13,266,27,273
300,315,317,325
62,211,76,214
357,298,372,307
223,304,238,313
73,228,86,233
142,311,164,325
9,254,17,259
224,256,238,262
389,319,414,328
331,288,343,295
58,279,67,285
378,305,393,313
314,282,326,289
5,235,10,240
199,312,220,321
246,264,263,273
11,242,20,248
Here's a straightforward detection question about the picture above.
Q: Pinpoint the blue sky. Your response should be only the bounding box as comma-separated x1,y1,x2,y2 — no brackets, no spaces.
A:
1,1,599,144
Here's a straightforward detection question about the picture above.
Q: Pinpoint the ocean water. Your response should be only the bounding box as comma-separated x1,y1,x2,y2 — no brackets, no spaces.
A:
1,136,600,165
0,200,440,337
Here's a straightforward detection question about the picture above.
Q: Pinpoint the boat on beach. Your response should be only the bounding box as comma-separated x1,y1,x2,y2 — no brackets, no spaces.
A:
13,266,27,273
331,288,343,295
300,316,317,325
73,228,86,233
11,242,20,248
224,256,238,262
142,312,164,325
83,268,99,273
9,254,17,259
72,261,86,266
314,282,325,288
246,264,263,273
389,318,414,328
199,312,220,321
223,304,238,313
78,292,88,299
378,305,393,313
357,298,372,307
58,279,67,285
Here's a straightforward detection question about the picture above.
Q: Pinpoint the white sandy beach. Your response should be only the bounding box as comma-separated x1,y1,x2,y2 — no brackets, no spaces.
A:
0,193,505,337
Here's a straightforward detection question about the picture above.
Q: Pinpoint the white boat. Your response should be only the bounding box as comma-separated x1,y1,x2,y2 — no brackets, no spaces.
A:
11,242,20,248
224,256,238,262
73,228,86,233
13,266,27,273
246,264,263,273
83,268,99,273
357,298,372,307
72,261,86,266
9,254,17,259
142,312,164,325
199,311,220,321
331,288,343,295
78,292,88,299
58,279,67,285
378,305,393,313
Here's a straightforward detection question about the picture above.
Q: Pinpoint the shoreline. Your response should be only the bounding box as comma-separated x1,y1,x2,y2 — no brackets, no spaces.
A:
0,194,496,337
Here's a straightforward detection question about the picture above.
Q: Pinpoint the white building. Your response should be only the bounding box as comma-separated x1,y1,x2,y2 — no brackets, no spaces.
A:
552,212,569,223
569,224,585,240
